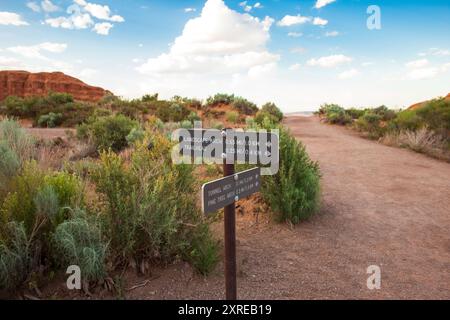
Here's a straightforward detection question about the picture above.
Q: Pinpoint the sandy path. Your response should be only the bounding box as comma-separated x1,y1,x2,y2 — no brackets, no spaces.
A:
125,116,450,300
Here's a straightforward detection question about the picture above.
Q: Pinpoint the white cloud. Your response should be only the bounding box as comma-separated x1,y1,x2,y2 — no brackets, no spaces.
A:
0,12,29,26
338,68,360,79
27,2,41,13
277,14,311,26
185,8,197,13
406,67,439,80
307,54,352,68
83,3,124,22
239,1,262,12
0,56,21,67
325,30,339,37
44,1,123,35
79,68,98,78
93,22,113,35
287,32,303,38
405,59,429,68
429,48,450,57
315,0,336,9
6,42,67,60
138,0,278,75
41,0,60,13
442,62,450,72
288,63,301,71
313,17,328,26
361,62,374,67
254,3,262,9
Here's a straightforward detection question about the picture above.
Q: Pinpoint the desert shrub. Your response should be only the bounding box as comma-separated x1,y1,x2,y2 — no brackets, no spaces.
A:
156,102,190,122
0,119,35,164
126,128,145,145
261,102,283,122
245,117,256,128
320,104,352,125
181,120,193,129
37,112,63,128
226,111,239,123
187,111,201,124
372,105,397,121
346,108,365,120
232,97,258,115
46,92,74,105
255,111,279,126
52,211,107,282
261,127,321,224
416,98,450,137
391,109,422,131
141,93,159,102
355,112,385,139
211,121,224,130
0,222,30,291
206,93,235,106
77,115,138,152
3,96,27,117
90,135,218,273
0,142,20,189
397,127,446,153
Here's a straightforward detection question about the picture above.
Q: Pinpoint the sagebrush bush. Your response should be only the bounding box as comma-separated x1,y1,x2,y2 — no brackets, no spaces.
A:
52,211,107,282
90,134,218,273
232,97,258,115
0,118,35,165
355,112,385,139
37,112,63,128
261,127,321,224
261,102,283,122
77,114,138,152
0,222,30,291
226,111,239,123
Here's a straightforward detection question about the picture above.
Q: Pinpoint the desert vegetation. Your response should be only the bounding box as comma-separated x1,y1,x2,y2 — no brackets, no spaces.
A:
317,98,450,161
0,92,322,297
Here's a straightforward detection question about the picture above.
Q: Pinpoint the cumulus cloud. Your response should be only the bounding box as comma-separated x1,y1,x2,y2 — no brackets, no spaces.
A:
138,0,278,75
406,67,439,80
6,42,67,60
93,22,113,35
338,68,360,79
277,14,311,27
313,17,328,26
41,0,60,13
315,0,336,9
288,63,301,71
0,12,29,26
239,1,262,12
307,54,352,68
0,56,21,67
27,2,41,13
44,0,124,35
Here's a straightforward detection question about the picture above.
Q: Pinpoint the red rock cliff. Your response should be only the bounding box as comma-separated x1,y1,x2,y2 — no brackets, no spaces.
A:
0,70,111,102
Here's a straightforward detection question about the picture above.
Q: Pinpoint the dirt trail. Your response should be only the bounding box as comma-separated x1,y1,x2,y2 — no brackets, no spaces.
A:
125,116,450,300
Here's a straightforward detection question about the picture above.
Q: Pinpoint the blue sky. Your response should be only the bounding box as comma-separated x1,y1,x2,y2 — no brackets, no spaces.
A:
0,0,449,112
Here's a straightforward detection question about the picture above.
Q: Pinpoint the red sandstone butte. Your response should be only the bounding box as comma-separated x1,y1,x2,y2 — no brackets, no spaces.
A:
0,70,111,102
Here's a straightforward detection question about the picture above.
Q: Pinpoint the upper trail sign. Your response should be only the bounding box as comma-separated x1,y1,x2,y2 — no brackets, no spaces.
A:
174,128,279,175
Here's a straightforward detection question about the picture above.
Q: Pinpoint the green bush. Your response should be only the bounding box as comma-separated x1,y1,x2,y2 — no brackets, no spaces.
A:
416,98,450,137
126,128,145,145
206,93,235,106
52,211,107,282
90,135,218,273
0,119,35,165
77,114,138,152
38,112,63,128
320,104,352,125
181,120,194,129
346,108,365,120
355,112,385,139
261,102,283,122
0,222,30,291
232,97,258,115
261,127,321,224
226,111,239,123
0,142,20,189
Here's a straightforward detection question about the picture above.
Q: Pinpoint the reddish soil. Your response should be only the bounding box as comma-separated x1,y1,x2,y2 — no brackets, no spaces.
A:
37,116,450,300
